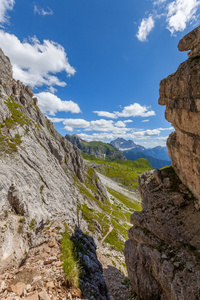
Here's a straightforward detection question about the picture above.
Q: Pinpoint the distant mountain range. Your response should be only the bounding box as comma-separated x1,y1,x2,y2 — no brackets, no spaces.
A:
65,135,171,168
110,138,145,151
110,138,171,169
65,134,126,161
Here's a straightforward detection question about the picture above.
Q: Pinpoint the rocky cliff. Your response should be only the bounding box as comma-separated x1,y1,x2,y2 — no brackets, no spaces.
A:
124,27,200,300
159,26,200,203
0,48,110,299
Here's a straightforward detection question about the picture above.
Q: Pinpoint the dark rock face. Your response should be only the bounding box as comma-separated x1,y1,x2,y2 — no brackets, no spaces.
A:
125,168,200,300
124,26,200,300
72,228,110,300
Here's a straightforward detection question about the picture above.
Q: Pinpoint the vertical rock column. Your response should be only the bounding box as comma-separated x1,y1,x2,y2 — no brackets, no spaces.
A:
159,26,200,203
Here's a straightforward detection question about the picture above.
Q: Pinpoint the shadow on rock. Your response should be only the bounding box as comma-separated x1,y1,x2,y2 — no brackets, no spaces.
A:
71,226,110,300
103,265,137,300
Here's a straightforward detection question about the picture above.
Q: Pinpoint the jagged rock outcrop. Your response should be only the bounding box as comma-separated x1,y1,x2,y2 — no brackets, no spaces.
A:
0,47,110,298
124,26,200,300
159,25,200,203
125,168,200,299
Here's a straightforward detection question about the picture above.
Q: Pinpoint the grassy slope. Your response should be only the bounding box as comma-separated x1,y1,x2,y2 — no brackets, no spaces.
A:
123,150,171,169
77,155,152,252
82,154,153,190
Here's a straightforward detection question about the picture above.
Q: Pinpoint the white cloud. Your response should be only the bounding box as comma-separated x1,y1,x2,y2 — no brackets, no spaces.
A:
94,103,155,120
35,92,81,116
0,0,14,24
48,86,57,94
58,118,131,133
0,30,76,88
93,110,118,119
47,117,65,123
116,103,155,117
167,0,200,34
138,0,200,41
115,121,126,127
136,15,155,42
157,126,174,130
77,128,162,143
87,119,131,133
34,5,53,16
78,133,117,142
142,119,149,122
63,119,90,132
153,0,167,6
124,120,133,123
88,119,115,132
156,135,169,141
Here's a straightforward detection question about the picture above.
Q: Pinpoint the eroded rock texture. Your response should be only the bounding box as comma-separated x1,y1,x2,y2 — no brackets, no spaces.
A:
159,25,200,203
0,46,109,299
125,168,200,300
124,27,200,299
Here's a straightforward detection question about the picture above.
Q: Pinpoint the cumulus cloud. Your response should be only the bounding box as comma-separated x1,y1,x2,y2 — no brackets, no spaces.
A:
35,92,81,116
34,5,53,16
116,103,155,117
124,120,133,123
0,30,76,88
63,119,90,132
136,15,155,42
142,119,149,122
47,117,65,123
157,126,174,130
86,119,131,133
137,0,200,41
115,121,126,127
49,115,173,146
93,110,118,119
55,118,131,133
50,116,163,140
167,0,200,34
77,128,162,143
93,103,155,119
0,0,14,24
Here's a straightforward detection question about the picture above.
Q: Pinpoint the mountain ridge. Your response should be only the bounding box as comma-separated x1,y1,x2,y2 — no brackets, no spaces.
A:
65,134,126,161
111,137,171,168
110,137,145,151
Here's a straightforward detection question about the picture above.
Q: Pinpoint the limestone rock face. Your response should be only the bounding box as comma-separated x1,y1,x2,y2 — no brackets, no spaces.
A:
125,168,200,300
159,28,200,203
178,25,200,58
0,46,109,280
124,26,200,300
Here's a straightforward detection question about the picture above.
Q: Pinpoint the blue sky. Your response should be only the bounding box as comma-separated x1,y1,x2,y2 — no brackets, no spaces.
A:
0,0,199,147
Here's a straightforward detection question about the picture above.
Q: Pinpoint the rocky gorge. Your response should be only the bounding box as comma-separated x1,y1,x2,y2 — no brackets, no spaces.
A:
1,22,200,300
124,26,200,299
0,43,139,300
